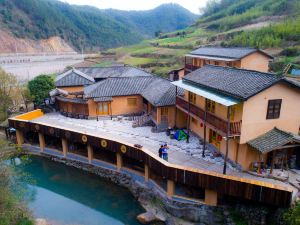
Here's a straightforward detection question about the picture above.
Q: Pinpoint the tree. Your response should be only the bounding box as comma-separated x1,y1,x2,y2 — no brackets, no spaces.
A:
0,68,17,121
28,75,55,106
20,87,33,112
283,202,300,225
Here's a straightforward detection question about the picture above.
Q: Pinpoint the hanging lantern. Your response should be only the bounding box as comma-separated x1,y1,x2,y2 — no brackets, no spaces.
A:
200,123,203,127
217,135,223,142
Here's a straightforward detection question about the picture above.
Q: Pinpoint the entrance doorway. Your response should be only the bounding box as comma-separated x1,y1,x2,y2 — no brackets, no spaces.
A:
97,102,110,115
209,129,221,149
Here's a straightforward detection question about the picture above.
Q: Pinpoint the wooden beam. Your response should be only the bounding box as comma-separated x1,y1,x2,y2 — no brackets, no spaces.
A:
205,189,218,206
223,106,230,174
145,164,150,182
167,180,175,197
202,99,207,158
116,152,123,171
16,129,24,145
87,145,93,164
62,138,68,157
38,132,45,152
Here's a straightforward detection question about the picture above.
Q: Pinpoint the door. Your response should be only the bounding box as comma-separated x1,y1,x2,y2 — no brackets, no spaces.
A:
209,129,221,149
98,102,110,115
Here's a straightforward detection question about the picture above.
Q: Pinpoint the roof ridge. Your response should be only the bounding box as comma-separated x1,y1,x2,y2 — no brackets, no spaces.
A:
204,65,280,77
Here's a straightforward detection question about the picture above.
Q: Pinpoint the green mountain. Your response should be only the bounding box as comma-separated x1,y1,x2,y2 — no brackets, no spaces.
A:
0,0,197,51
106,0,300,76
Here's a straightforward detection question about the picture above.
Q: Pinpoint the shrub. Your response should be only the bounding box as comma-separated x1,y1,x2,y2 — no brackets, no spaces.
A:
283,202,300,225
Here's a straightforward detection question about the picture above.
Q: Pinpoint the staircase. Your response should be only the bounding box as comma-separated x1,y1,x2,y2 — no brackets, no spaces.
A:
283,63,292,75
132,114,153,127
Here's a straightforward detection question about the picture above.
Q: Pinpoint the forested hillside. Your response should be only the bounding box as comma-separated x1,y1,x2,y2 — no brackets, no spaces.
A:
106,0,300,76
0,0,197,51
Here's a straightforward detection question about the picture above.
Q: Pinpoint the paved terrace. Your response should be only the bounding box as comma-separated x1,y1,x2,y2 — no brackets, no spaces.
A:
32,113,298,194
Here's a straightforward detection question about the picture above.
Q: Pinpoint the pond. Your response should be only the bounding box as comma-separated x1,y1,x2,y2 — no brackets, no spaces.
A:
18,156,144,225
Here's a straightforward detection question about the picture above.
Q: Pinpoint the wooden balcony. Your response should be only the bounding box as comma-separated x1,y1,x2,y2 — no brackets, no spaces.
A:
176,96,241,136
185,64,200,72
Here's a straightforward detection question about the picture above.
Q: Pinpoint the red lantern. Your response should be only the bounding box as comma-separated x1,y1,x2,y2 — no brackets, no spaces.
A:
200,123,203,127
217,135,222,142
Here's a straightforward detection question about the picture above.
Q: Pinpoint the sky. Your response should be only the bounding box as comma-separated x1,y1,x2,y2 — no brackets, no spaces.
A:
60,0,209,14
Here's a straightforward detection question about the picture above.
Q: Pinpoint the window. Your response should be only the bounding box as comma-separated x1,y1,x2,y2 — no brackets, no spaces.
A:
127,98,137,107
206,99,216,113
266,99,282,119
98,102,109,115
189,92,196,104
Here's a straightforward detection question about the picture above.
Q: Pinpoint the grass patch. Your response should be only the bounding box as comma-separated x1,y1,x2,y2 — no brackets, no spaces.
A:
93,60,114,67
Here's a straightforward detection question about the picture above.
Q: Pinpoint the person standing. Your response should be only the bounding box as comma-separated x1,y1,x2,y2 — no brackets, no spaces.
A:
158,145,163,158
162,144,169,161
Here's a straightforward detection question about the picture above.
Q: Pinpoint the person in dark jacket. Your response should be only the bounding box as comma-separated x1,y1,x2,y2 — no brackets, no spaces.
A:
158,145,163,158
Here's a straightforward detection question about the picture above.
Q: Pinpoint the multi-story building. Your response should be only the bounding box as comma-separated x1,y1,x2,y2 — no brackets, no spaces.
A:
184,47,273,74
173,65,300,170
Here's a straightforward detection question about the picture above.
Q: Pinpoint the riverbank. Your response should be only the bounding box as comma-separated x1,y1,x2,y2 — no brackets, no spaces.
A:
26,148,292,225
25,150,226,225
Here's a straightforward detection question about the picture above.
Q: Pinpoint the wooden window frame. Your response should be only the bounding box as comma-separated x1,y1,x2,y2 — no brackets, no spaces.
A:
266,99,282,119
189,92,196,104
206,99,216,113
127,97,137,107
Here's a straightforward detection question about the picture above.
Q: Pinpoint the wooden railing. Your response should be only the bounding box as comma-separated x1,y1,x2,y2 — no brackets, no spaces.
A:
176,96,241,136
185,64,200,72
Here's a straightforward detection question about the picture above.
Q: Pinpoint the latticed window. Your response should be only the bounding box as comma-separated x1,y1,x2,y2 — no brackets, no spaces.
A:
189,92,196,104
206,99,215,113
127,98,137,107
266,99,282,119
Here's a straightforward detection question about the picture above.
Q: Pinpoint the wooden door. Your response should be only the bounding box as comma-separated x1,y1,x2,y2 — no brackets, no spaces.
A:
98,102,110,115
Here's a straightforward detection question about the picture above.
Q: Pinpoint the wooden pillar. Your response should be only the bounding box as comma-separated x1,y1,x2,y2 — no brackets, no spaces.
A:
205,189,218,206
223,106,231,175
87,144,93,164
202,99,207,158
16,129,24,145
116,152,123,171
62,138,68,157
167,180,175,197
38,132,45,152
270,151,275,174
144,164,150,182
187,92,191,143
174,86,178,128
110,101,113,120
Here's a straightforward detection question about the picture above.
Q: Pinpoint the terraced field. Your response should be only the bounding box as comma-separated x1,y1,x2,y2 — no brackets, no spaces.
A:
103,28,215,77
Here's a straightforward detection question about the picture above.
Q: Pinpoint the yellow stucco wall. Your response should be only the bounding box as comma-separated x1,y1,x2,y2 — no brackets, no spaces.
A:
59,86,84,93
111,95,143,116
240,82,300,144
240,52,270,72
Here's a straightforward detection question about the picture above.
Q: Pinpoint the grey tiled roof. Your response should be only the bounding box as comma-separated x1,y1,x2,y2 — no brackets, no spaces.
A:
84,76,182,107
247,127,300,154
183,65,282,100
189,47,273,59
55,69,95,87
94,97,113,102
56,96,87,104
77,66,152,79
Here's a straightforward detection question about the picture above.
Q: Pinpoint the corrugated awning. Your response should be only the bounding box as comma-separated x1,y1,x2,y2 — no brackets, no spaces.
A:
172,80,239,106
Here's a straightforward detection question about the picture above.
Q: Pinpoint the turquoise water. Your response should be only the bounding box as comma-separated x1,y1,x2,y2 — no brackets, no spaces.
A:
19,156,144,225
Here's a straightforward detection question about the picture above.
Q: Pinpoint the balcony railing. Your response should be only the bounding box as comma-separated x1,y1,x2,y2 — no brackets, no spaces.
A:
176,96,241,136
185,64,200,72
